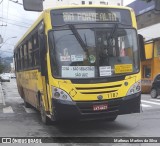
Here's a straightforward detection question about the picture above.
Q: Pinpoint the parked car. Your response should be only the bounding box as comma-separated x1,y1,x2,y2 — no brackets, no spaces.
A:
150,74,160,98
0,74,10,82
10,73,16,78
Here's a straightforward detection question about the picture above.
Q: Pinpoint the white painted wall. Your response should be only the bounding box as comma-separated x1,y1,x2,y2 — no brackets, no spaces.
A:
44,0,123,9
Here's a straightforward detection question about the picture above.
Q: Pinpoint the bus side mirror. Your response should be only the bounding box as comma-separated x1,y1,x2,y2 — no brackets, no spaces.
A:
138,34,145,61
23,0,43,12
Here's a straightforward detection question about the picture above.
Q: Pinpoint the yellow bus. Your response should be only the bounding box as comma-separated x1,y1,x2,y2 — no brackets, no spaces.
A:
141,38,160,95
14,6,143,124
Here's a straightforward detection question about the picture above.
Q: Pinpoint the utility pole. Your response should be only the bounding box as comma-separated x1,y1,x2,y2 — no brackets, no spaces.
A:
0,36,17,47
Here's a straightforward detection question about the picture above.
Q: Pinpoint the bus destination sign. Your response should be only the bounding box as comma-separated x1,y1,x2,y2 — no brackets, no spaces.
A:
63,12,117,22
51,8,132,26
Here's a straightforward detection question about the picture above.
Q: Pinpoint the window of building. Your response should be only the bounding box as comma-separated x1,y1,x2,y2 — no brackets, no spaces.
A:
89,1,92,5
144,66,151,78
100,1,106,5
82,1,85,4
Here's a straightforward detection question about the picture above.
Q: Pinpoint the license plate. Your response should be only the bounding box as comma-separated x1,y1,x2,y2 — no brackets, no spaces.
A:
93,104,108,111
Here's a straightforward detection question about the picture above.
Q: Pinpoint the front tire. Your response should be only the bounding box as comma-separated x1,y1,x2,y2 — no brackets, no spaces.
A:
24,97,30,108
24,100,30,108
150,88,158,98
40,98,51,125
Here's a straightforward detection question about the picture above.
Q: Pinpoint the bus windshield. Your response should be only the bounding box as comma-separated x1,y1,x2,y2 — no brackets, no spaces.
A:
49,24,139,79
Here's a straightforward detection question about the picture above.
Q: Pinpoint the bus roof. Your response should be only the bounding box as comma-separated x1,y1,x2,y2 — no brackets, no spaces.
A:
14,5,133,51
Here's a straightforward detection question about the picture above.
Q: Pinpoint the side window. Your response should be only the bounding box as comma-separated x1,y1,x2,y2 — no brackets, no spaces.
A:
24,43,29,68
14,52,18,71
18,48,21,70
32,32,40,67
27,32,40,68
28,39,33,67
21,46,24,69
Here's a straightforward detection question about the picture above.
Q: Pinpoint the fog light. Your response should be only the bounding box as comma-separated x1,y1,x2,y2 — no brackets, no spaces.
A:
62,94,68,99
130,89,134,94
54,92,60,98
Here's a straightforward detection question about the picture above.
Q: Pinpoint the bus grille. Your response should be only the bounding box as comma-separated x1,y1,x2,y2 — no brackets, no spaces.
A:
75,84,122,94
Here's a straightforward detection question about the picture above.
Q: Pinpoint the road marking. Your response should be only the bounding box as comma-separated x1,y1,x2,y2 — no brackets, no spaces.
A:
150,99,160,102
3,106,14,113
23,106,36,113
141,104,152,108
141,100,160,105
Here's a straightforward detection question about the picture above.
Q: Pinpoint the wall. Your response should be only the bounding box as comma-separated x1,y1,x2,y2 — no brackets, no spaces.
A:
44,0,122,8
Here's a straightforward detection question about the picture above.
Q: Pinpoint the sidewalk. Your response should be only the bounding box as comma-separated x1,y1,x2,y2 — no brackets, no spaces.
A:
0,82,5,105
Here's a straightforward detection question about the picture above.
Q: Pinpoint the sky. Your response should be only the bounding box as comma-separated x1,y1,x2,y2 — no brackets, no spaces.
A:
124,0,135,6
0,0,135,57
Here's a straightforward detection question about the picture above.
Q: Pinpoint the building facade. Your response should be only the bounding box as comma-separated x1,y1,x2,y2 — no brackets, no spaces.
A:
44,0,123,8
128,0,160,41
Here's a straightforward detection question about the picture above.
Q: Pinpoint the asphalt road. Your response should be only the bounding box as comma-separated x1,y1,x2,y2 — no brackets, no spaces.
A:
0,79,160,145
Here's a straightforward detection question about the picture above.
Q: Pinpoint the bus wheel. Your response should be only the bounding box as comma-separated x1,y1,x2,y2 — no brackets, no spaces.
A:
40,98,50,125
24,97,30,108
150,88,158,98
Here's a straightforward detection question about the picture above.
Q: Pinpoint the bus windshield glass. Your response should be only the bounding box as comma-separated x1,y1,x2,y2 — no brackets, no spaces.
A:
49,24,139,79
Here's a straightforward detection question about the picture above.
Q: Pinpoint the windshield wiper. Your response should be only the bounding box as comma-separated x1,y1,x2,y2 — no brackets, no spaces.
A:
69,24,89,58
107,23,118,48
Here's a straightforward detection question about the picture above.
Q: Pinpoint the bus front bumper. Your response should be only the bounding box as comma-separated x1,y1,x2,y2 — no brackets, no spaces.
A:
51,92,141,121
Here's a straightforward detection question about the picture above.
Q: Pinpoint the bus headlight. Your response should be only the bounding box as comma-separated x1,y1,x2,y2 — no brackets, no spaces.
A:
127,81,141,96
52,86,72,102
